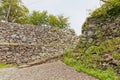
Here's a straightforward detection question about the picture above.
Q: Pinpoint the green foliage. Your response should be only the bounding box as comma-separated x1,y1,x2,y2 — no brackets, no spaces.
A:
0,63,15,68
91,0,120,19
112,52,120,60
27,11,48,26
48,15,61,28
63,49,73,58
64,37,120,79
63,57,120,80
22,11,70,28
80,38,120,67
64,0,120,79
0,0,29,22
48,15,69,28
0,63,8,68
82,22,87,32
0,0,69,29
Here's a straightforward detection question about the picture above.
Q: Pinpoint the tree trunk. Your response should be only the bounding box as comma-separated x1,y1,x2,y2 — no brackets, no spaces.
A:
6,0,12,22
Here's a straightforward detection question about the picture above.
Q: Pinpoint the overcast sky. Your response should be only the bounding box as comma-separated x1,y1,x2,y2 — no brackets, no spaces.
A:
23,0,102,35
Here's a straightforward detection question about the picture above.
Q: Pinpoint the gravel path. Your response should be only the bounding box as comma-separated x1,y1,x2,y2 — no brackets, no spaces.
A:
0,61,98,80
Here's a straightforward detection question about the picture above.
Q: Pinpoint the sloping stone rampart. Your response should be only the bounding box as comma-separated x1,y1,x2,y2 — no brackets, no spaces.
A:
0,22,78,65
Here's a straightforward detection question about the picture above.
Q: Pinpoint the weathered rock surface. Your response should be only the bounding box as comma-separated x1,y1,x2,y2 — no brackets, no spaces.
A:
82,17,120,43
76,16,120,76
0,22,78,65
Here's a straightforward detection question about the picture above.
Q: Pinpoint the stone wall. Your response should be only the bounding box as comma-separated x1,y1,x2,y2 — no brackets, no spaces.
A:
75,16,120,52
0,22,78,65
74,16,120,75
82,17,120,45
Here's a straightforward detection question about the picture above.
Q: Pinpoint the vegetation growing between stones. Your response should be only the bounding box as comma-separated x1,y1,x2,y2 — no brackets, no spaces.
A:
63,56,119,80
63,1,120,79
0,63,16,68
0,63,8,68
91,0,120,19
63,37,120,80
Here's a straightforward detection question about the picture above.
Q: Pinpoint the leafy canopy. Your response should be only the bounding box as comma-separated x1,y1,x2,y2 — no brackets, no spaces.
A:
0,0,29,22
91,0,120,18
21,11,70,28
0,0,69,29
28,11,48,26
48,14,70,28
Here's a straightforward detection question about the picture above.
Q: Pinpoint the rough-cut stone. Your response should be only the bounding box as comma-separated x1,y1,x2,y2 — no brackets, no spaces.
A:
79,16,120,76
0,22,78,65
82,17,120,44
102,54,113,62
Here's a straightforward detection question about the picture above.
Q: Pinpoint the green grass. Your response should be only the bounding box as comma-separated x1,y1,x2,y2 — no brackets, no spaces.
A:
63,57,120,80
0,63,9,68
0,63,16,68
72,37,120,68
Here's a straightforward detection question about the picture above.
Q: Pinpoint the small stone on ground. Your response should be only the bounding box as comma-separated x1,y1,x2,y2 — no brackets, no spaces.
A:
0,61,98,80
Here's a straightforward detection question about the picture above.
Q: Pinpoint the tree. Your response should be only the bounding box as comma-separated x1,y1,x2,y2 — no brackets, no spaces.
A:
57,15,70,28
48,15,69,28
22,11,70,28
48,15,61,28
0,0,29,22
28,11,48,26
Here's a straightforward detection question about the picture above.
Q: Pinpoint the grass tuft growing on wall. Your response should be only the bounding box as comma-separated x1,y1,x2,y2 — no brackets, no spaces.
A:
63,37,120,80
0,63,16,68
63,57,119,80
